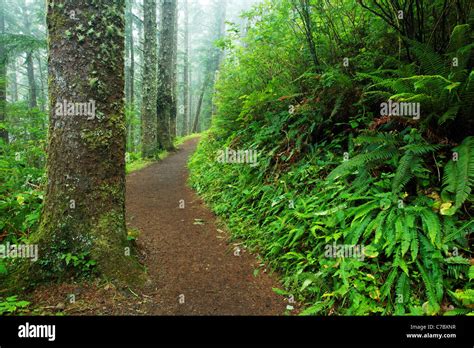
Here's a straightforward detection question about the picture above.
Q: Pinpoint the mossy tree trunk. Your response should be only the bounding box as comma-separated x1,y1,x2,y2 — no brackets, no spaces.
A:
125,0,135,152
156,0,176,151
181,0,189,137
16,0,142,284
0,0,7,144
169,1,178,141
141,0,157,158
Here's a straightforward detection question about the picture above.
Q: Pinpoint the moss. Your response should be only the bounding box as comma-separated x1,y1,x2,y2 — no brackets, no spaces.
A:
88,211,147,286
80,128,113,149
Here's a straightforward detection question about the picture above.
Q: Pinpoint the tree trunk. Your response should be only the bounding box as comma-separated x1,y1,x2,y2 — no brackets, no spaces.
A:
15,0,142,284
169,0,178,140
127,0,135,152
141,0,158,158
0,0,7,144
156,0,176,150
10,59,18,103
211,0,227,119
294,0,319,70
36,55,46,112
192,75,209,134
181,0,189,137
21,0,38,109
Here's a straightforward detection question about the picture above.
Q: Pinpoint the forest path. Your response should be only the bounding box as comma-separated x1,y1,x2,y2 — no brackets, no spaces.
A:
126,138,286,315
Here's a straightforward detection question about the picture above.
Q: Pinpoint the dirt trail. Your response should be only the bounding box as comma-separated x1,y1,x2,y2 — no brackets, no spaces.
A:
125,138,286,315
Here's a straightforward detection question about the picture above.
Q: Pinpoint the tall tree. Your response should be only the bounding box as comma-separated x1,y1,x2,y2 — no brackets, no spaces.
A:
10,59,18,102
192,0,227,133
293,0,319,70
14,0,140,283
169,0,178,140
141,0,158,158
0,0,7,144
20,0,38,109
156,0,176,150
181,0,189,136
191,67,210,134
125,0,135,152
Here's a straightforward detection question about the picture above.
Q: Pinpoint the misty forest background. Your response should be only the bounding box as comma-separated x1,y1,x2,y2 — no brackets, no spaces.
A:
0,0,473,316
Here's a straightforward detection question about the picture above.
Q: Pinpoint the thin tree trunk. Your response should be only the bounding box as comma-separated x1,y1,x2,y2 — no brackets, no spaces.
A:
294,0,319,70
156,0,176,151
0,0,7,144
21,0,38,109
129,1,135,152
170,0,178,140
10,59,18,103
36,55,46,112
181,0,189,136
192,75,209,134
141,0,158,158
125,0,135,152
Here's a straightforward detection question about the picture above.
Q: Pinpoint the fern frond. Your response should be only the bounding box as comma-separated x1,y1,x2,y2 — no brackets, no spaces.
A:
327,146,397,180
410,229,419,262
409,40,448,76
442,136,474,208
447,24,471,53
395,272,410,315
392,152,415,193
381,268,398,298
420,208,442,248
416,261,440,312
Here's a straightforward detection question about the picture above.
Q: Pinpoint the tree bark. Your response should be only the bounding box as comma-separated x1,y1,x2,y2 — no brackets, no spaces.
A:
21,0,38,109
181,0,189,136
156,0,176,150
294,0,319,70
192,75,209,134
126,0,135,152
0,0,7,144
14,0,143,284
170,0,178,140
36,55,46,112
10,59,18,103
141,0,158,158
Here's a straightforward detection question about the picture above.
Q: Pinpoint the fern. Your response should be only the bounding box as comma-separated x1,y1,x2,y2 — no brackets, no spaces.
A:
447,24,471,53
381,268,399,299
442,136,474,209
409,40,448,76
416,261,440,314
395,272,410,315
420,208,442,248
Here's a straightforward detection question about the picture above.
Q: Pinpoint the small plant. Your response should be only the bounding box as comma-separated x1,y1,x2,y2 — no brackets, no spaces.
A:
60,252,97,274
0,296,30,315
127,228,140,241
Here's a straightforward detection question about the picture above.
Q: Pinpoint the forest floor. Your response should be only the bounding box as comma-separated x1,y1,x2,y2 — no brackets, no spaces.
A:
28,138,289,315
